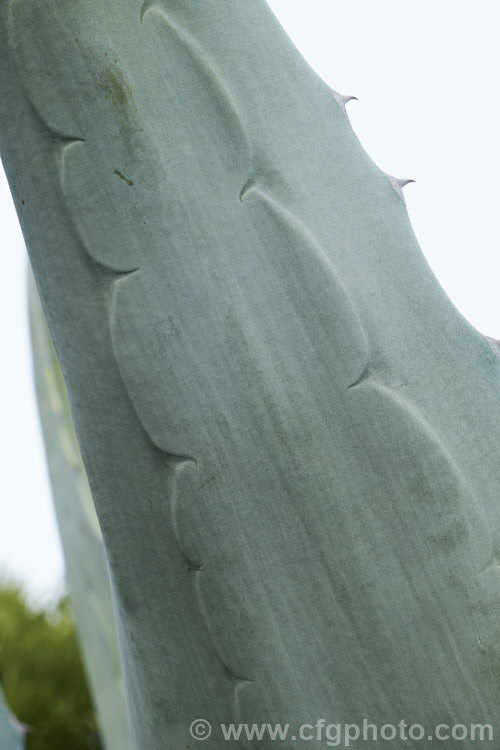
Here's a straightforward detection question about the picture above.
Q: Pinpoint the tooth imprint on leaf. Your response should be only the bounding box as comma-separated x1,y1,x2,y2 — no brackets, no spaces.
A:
347,367,371,390
239,177,256,202
187,562,205,573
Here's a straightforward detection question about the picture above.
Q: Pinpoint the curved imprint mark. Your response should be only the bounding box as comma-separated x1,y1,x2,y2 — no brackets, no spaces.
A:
167,455,254,713
239,181,371,389
140,0,249,157
349,377,492,557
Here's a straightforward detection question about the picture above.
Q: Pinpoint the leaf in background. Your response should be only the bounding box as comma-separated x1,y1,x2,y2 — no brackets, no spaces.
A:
28,272,132,750
0,689,24,750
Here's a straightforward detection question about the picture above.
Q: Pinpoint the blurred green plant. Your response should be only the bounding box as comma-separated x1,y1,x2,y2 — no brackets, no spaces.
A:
0,584,102,750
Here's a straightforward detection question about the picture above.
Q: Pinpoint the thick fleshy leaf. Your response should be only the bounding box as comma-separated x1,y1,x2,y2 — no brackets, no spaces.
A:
0,690,24,750
28,274,132,750
0,1,499,748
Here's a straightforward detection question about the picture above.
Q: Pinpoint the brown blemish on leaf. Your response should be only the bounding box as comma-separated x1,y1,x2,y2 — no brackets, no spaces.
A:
100,64,131,112
100,63,137,146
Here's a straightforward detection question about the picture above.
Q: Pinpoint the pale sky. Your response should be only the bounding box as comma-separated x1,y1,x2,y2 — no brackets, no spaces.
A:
1,0,499,604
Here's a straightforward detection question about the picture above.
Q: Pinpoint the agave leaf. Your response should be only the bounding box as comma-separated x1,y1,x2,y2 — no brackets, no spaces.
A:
1,1,500,748
28,272,132,750
0,690,24,750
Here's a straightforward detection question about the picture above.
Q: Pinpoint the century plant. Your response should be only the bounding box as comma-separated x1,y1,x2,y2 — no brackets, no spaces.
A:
28,273,132,750
1,1,499,749
0,690,24,750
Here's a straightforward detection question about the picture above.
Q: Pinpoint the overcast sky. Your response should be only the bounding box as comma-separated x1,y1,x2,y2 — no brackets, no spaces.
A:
1,0,499,605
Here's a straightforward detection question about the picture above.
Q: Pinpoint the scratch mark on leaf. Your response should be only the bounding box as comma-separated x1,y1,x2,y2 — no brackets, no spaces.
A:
114,169,134,187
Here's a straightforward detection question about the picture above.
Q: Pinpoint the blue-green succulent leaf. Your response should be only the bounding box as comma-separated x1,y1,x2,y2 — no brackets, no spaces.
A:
28,274,132,750
0,690,24,750
0,1,499,748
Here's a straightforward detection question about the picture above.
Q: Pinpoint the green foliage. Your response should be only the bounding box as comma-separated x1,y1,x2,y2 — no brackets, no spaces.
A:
0,585,102,750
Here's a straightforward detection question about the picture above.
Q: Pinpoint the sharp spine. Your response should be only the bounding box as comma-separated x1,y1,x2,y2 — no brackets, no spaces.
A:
389,175,415,201
330,88,358,114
